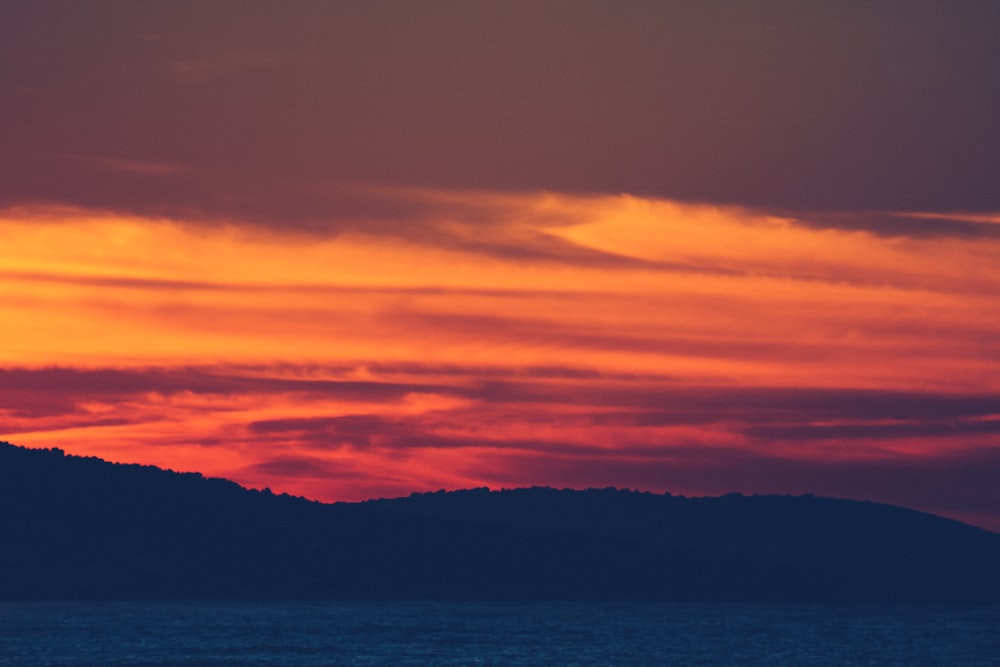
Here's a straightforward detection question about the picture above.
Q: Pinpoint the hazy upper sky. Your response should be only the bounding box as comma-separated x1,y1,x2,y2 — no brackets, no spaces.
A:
2,1,999,530
4,0,999,219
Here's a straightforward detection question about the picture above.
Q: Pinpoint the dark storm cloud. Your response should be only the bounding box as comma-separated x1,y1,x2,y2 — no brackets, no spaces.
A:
247,415,385,448
0,366,448,418
786,211,1000,239
245,380,1000,454
468,383,1000,423
240,409,1000,521
0,416,136,434
6,366,999,430
246,413,515,451
445,234,659,269
743,419,1000,441
2,0,998,224
363,362,614,381
244,456,377,481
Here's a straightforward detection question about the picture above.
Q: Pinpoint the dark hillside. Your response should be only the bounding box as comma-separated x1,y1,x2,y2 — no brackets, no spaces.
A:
367,487,1000,602
2,442,999,602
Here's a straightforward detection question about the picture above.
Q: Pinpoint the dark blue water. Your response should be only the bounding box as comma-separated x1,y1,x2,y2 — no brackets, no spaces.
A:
1,601,998,666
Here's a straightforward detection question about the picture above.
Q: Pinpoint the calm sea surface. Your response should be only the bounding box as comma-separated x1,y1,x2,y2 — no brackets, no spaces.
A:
1,601,998,666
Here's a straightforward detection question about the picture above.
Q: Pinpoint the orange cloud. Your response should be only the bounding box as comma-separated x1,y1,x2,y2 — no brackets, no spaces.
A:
2,189,999,529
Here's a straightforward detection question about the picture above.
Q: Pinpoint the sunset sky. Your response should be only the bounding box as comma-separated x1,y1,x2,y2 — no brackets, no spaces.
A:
2,1,999,531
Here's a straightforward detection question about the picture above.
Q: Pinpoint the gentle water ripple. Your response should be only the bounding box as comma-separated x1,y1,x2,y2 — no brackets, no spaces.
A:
1,601,998,666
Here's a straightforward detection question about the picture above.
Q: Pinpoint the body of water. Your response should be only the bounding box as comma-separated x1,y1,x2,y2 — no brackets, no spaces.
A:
1,601,998,666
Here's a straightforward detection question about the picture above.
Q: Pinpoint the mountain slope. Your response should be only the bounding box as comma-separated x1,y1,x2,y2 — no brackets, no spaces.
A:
2,442,998,601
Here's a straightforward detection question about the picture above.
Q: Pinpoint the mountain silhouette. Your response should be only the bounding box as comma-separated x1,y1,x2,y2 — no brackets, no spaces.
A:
2,441,998,602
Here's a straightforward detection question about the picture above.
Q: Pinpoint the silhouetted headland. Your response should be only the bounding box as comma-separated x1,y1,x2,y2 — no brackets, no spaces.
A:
2,441,998,602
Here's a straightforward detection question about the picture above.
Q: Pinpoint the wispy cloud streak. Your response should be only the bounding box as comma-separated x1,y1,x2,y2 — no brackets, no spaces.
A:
2,189,999,529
